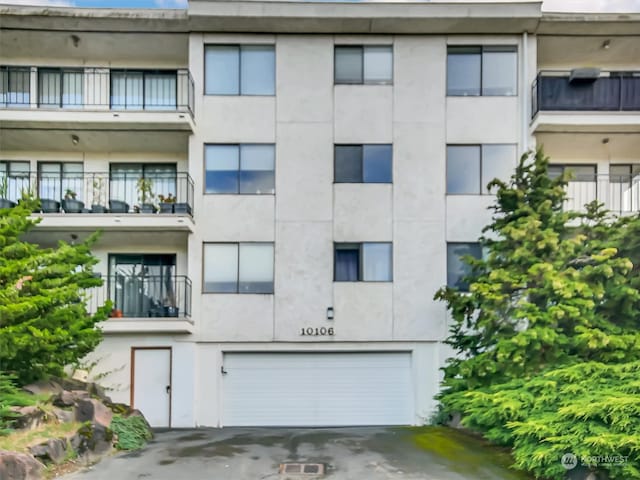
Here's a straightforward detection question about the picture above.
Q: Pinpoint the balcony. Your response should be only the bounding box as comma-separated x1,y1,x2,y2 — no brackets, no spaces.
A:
531,71,640,133
89,274,193,334
0,171,195,231
0,67,195,131
560,173,640,215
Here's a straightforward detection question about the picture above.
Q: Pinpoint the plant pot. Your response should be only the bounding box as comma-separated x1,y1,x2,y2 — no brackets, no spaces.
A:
40,199,60,213
91,204,108,213
62,198,85,213
0,198,16,209
139,203,156,214
109,200,130,213
159,203,174,214
174,203,192,215
164,306,179,317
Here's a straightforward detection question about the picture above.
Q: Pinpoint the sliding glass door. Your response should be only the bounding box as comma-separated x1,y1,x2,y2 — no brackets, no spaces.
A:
110,70,177,110
109,254,176,318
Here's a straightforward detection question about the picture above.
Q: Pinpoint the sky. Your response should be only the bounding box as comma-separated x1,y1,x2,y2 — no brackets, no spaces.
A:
1,0,640,12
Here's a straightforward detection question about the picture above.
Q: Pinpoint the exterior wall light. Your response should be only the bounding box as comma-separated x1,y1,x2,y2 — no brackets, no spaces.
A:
327,307,334,320
71,134,79,145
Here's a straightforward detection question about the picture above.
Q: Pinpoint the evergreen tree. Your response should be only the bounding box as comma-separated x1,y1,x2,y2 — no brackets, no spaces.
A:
435,148,640,393
0,201,110,384
434,149,640,479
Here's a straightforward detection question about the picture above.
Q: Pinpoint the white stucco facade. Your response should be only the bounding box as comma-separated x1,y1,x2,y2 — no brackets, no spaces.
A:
1,1,638,427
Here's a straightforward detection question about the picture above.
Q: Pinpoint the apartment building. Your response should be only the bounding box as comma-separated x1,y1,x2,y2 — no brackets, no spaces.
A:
1,0,638,428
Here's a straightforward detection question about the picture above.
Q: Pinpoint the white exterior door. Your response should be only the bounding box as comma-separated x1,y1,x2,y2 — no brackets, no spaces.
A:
222,352,413,427
133,348,171,427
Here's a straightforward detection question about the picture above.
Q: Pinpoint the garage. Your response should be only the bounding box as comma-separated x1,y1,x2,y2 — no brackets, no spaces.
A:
221,352,414,427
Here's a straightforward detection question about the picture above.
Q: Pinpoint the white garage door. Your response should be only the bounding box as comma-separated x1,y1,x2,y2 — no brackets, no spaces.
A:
222,352,413,426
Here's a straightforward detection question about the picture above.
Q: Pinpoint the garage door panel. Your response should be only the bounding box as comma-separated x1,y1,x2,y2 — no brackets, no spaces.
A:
222,352,413,427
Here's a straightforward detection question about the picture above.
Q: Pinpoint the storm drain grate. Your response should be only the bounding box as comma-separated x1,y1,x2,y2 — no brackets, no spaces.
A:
279,463,325,476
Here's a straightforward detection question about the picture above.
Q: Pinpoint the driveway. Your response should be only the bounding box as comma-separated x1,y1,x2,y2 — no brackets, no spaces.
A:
65,427,530,480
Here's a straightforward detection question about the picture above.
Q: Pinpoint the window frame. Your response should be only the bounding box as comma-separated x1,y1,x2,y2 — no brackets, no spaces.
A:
333,144,393,184
202,242,275,294
0,66,31,107
446,143,516,195
446,242,483,292
333,242,393,282
109,69,178,110
203,143,275,195
334,45,394,85
36,161,84,201
37,67,84,108
203,44,276,97
446,45,518,97
0,160,31,202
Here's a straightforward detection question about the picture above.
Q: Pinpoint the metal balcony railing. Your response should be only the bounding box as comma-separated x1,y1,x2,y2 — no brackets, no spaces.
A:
0,66,195,116
532,71,640,117
559,174,640,214
0,171,194,216
87,274,192,319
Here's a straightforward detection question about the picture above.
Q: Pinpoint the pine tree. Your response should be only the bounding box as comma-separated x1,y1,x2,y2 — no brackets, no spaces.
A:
434,149,640,479
0,201,110,384
435,148,640,393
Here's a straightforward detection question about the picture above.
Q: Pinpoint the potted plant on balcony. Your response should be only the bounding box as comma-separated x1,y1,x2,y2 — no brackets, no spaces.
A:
135,177,156,213
91,177,107,213
61,188,85,213
39,197,60,213
0,176,16,209
157,193,176,214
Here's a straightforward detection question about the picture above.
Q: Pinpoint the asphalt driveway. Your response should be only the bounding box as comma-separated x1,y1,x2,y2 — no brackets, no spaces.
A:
65,427,530,480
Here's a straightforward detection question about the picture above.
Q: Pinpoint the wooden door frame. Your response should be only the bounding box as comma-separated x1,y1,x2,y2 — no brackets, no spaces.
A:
130,346,173,427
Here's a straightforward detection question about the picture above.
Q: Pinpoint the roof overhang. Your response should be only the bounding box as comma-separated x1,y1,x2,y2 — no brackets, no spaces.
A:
193,0,543,34
538,12,640,35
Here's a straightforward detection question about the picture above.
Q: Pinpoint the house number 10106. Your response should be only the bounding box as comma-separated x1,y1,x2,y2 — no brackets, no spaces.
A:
300,327,335,336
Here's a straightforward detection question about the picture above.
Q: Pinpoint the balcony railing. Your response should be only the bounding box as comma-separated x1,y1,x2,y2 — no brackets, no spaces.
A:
0,171,194,216
560,174,640,214
88,275,192,319
0,66,195,116
532,70,640,117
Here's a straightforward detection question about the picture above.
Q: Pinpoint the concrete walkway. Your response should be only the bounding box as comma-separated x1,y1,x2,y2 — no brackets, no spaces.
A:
65,427,530,480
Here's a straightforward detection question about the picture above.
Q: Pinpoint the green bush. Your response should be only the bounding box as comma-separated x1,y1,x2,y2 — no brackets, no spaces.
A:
0,372,35,435
443,362,640,479
111,414,152,450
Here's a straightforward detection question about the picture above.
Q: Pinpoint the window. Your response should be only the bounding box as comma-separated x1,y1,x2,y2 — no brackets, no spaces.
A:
334,46,393,84
111,70,177,110
0,67,30,106
548,164,597,181
446,144,516,194
447,243,482,291
37,162,83,201
609,164,640,213
205,45,275,95
110,164,177,209
334,145,392,183
0,161,30,202
38,68,83,107
108,254,177,318
205,144,275,194
334,243,393,282
447,46,517,96
203,243,274,294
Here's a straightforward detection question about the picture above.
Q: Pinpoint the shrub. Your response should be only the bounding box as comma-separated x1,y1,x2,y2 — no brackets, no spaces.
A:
444,362,640,479
111,415,152,450
0,372,35,435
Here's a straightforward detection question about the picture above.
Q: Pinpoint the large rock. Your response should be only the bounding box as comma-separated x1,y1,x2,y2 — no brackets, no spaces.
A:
29,438,68,465
70,424,114,463
12,406,48,431
22,380,63,397
0,451,44,480
74,398,113,428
